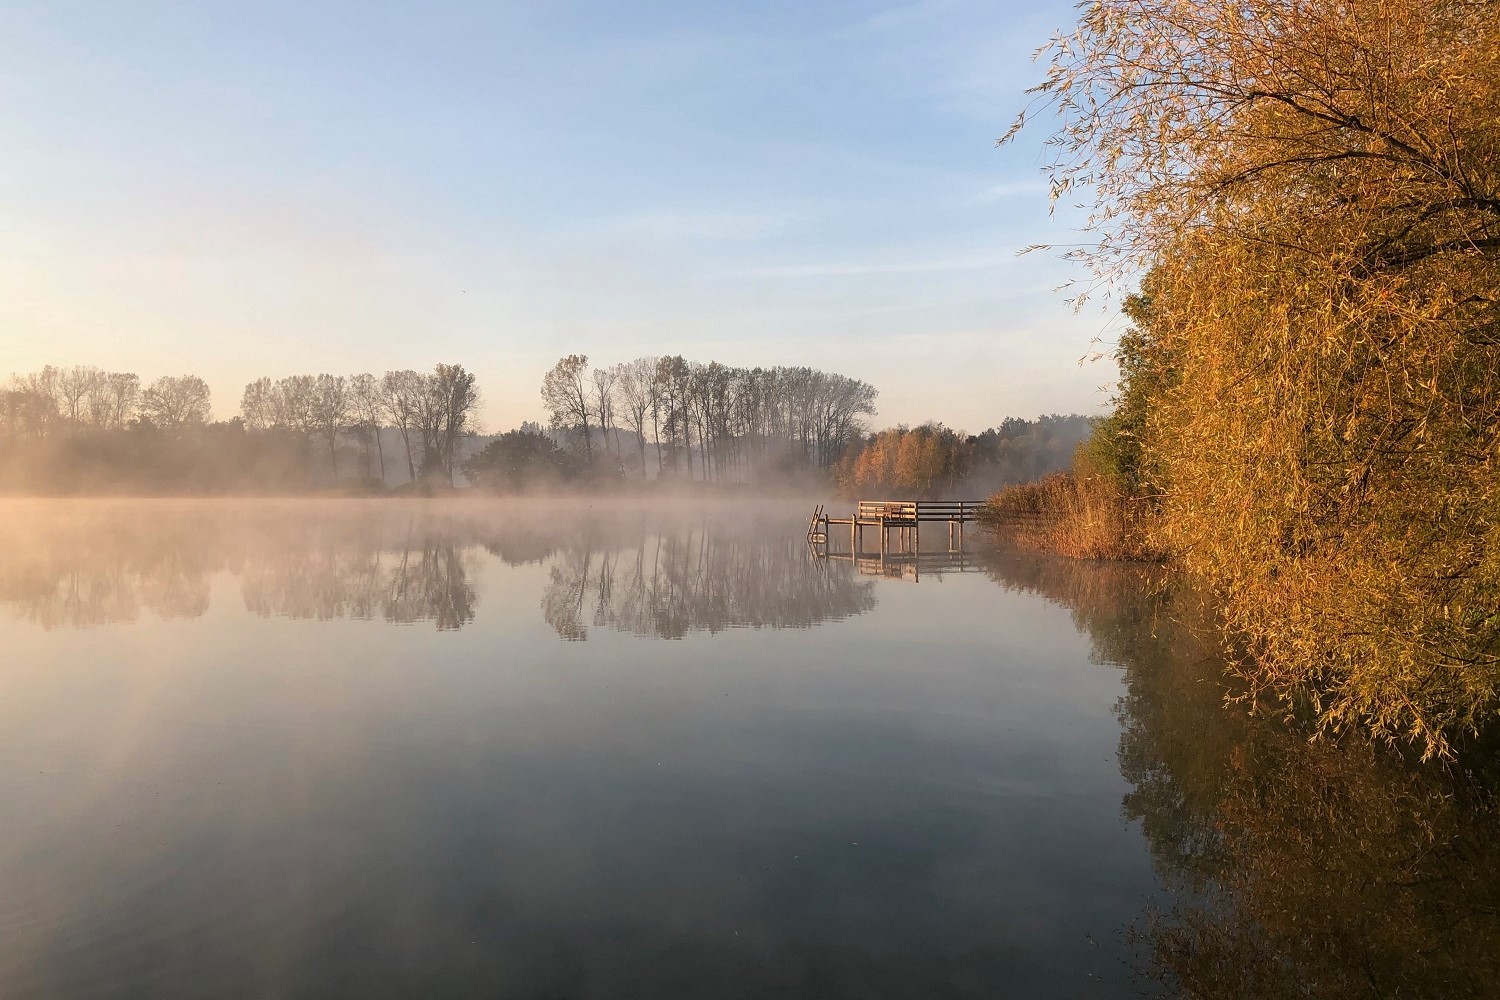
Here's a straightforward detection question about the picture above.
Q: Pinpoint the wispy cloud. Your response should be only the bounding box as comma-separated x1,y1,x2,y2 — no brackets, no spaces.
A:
969,179,1051,204
730,249,1013,279
846,0,964,35
590,208,800,242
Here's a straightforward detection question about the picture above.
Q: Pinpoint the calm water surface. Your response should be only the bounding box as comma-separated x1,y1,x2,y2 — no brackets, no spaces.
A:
1,500,1495,999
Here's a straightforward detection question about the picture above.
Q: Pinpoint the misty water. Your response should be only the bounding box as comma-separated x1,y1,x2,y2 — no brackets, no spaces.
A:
2,500,1496,999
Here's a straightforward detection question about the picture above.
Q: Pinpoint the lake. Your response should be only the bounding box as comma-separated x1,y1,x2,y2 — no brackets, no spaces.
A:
1,499,1495,999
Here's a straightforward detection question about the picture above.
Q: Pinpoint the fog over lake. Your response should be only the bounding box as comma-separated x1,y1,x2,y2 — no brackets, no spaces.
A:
2,500,1494,999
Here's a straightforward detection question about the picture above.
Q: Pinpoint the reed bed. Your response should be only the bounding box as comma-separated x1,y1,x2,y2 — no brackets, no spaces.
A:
979,473,1163,562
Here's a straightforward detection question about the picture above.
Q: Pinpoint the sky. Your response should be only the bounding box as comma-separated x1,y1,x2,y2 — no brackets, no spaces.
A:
0,0,1122,433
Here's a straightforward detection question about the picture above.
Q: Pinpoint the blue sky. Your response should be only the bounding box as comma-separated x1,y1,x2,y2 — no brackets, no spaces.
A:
0,0,1119,432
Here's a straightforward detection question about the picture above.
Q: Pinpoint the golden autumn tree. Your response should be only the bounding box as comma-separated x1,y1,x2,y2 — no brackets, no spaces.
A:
1012,0,1500,756
836,424,973,498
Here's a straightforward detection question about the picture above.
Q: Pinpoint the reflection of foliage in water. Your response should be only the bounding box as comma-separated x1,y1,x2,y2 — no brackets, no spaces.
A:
540,530,876,640
986,549,1500,1000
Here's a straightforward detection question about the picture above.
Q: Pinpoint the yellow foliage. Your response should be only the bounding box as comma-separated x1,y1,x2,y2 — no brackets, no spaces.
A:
835,424,972,498
981,471,1163,562
1014,0,1500,756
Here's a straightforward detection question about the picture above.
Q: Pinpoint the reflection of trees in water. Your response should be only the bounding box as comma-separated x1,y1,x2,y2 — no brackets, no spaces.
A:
0,501,858,637
0,511,216,628
985,551,1500,1000
0,505,480,631
541,531,877,640
481,525,560,567
382,543,476,630
239,532,477,631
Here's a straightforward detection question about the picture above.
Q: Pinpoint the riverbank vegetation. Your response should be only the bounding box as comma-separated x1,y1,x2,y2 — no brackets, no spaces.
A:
992,0,1500,758
979,468,1159,562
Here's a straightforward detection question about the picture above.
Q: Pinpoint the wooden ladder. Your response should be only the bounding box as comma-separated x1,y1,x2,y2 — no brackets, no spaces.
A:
806,504,827,544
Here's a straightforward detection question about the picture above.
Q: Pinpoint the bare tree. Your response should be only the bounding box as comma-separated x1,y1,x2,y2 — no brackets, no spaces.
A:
9,367,61,438
56,366,100,425
541,354,593,465
416,364,479,486
275,375,320,452
590,366,618,466
140,375,211,432
613,357,657,479
1,369,59,440
240,377,277,431
311,374,351,473
350,372,386,483
653,356,692,477
89,372,139,429
381,370,423,484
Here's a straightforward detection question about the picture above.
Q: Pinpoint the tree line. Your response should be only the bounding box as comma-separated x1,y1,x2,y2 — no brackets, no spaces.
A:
0,363,479,492
4,356,1078,499
2,367,211,435
536,354,879,481
4,355,879,492
239,366,479,486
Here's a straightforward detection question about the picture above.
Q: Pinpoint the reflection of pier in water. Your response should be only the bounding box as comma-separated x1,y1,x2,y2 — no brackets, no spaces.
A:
807,500,985,581
819,549,989,582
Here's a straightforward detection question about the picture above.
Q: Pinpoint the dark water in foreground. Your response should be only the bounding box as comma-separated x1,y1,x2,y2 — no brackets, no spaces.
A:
1,500,1496,1000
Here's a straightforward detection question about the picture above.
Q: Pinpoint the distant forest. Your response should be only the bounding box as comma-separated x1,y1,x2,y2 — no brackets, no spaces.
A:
0,358,1092,495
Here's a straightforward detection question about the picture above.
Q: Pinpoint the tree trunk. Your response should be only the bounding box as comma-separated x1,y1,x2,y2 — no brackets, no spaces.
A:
652,408,662,473
399,425,416,484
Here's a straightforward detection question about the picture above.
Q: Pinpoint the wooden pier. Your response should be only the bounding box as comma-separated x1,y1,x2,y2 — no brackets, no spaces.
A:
806,500,983,568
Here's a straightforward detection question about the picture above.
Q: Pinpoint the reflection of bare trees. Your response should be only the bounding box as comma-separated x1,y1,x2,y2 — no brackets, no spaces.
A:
481,525,560,567
0,508,218,628
0,503,482,631
540,531,877,640
382,543,475,630
0,500,872,638
983,551,1500,1000
240,537,476,631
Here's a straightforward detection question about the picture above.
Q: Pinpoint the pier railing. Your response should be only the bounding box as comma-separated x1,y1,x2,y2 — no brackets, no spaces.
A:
808,499,985,565
852,500,981,523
